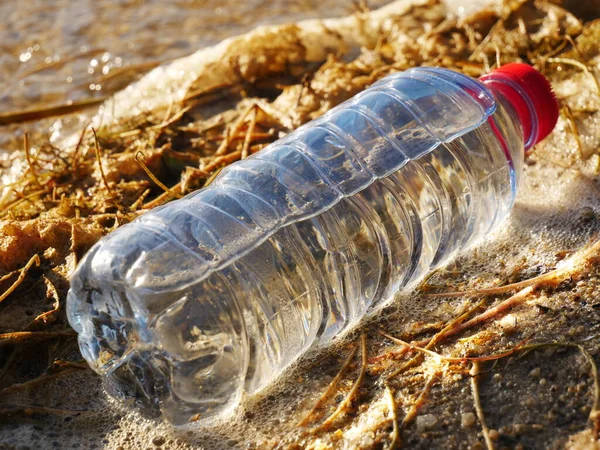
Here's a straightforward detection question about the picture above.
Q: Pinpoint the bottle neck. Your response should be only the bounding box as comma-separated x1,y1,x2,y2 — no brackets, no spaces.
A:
480,73,539,151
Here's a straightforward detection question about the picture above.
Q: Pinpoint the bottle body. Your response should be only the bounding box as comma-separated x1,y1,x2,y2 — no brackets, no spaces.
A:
67,67,526,425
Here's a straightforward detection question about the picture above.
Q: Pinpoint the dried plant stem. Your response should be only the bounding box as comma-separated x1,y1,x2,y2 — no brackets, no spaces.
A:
92,128,121,209
215,103,258,156
150,103,194,132
427,239,600,299
205,131,272,143
468,20,503,62
241,106,258,159
26,276,61,329
400,371,438,430
0,254,40,305
385,301,484,380
142,181,182,209
298,344,358,427
547,57,600,97
0,270,18,285
0,97,107,126
0,187,51,218
135,151,182,199
315,333,368,430
202,150,242,173
0,331,76,347
24,133,42,188
214,127,232,156
563,105,584,159
384,382,400,450
183,82,236,103
71,122,91,173
541,37,569,61
417,266,443,291
429,301,485,346
470,362,494,450
203,166,225,188
0,365,87,396
382,334,530,364
130,188,152,211
424,286,536,344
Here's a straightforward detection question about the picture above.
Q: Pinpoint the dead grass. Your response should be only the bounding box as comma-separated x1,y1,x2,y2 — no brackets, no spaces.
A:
1,0,600,448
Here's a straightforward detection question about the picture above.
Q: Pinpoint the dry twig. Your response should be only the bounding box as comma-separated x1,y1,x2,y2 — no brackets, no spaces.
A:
0,362,88,396
26,275,61,329
92,128,122,209
298,344,358,427
427,239,600,299
470,362,495,450
0,98,107,126
314,333,368,430
547,57,600,97
384,382,400,450
241,106,258,159
385,301,484,379
0,254,40,305
400,371,439,430
0,331,76,347
135,151,182,199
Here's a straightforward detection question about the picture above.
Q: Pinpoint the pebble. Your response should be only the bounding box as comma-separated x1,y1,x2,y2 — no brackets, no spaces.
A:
416,414,438,430
461,412,476,428
488,429,500,441
529,367,541,378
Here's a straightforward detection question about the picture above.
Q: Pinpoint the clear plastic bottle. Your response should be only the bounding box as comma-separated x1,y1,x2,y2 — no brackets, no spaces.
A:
67,63,558,424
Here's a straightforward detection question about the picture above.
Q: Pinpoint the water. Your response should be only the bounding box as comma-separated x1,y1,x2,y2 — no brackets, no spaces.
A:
0,0,389,147
65,66,546,424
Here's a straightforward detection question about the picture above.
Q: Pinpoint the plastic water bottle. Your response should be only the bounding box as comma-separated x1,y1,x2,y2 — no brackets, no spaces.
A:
67,63,558,424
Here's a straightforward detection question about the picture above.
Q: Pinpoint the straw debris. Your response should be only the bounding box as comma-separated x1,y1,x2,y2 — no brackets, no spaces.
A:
1,0,600,448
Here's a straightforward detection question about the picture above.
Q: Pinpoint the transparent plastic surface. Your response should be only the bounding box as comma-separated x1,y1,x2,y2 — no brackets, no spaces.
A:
67,67,526,424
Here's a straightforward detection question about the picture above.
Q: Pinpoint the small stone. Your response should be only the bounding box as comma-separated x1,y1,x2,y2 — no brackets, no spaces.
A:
488,429,500,441
539,378,547,386
416,414,438,430
461,412,476,428
493,373,503,383
529,367,541,378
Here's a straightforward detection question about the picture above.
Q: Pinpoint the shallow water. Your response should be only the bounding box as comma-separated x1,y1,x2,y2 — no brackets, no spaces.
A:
0,0,388,118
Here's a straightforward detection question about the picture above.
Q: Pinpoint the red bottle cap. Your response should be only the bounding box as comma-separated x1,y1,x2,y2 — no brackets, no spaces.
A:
480,63,559,150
